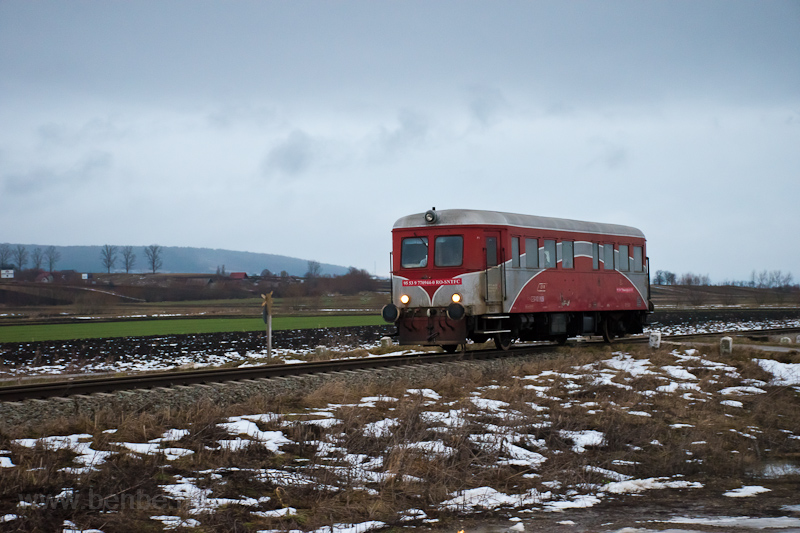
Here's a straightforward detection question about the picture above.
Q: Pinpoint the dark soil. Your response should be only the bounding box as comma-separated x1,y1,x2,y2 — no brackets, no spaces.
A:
0,325,396,368
649,307,800,327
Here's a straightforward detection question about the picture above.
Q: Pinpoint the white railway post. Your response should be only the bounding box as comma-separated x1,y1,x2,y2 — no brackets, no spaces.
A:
261,292,274,361
649,331,661,349
720,336,733,355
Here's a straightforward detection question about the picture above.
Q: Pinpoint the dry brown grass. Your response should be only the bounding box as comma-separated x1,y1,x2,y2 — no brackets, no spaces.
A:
2,341,800,531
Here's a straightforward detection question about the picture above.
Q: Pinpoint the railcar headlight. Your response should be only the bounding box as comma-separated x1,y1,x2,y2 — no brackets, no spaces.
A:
451,293,462,304
424,208,438,224
400,294,410,305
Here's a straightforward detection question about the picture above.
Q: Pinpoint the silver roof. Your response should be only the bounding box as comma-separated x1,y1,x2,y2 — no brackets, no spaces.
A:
393,209,645,239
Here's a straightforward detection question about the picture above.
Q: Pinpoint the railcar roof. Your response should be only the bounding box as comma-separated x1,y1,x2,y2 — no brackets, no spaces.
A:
393,209,645,239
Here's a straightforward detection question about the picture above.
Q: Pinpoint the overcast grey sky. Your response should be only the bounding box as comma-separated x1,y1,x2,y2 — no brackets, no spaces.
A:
1,1,798,281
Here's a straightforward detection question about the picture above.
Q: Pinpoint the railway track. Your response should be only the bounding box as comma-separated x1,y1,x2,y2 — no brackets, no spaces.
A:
1,327,797,404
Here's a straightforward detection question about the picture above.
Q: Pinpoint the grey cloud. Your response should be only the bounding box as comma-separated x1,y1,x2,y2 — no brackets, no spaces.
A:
599,147,627,171
587,139,628,171
544,103,576,117
206,103,279,130
3,168,59,196
3,1,796,107
37,117,131,148
374,109,429,158
2,151,112,196
467,85,509,127
262,130,316,177
1,1,799,281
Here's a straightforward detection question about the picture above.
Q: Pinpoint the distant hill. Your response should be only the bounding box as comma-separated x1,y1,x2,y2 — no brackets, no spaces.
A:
1,244,350,277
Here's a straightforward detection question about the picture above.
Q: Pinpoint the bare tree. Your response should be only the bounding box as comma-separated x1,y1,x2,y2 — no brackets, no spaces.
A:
655,270,676,285
306,260,322,279
144,244,163,274
101,244,118,273
0,243,11,269
678,272,710,286
45,246,61,272
121,246,136,273
12,245,28,271
31,247,44,270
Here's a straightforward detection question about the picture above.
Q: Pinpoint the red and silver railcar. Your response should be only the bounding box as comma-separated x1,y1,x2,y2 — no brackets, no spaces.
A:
381,208,652,350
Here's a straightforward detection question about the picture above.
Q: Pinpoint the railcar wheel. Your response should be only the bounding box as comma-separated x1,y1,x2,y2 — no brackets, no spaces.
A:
602,318,616,344
494,333,513,351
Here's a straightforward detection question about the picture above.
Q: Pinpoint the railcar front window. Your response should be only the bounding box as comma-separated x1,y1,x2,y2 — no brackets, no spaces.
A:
401,237,429,268
486,237,498,267
434,236,463,267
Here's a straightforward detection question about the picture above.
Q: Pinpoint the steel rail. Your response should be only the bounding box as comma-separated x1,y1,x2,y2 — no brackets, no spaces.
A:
0,348,531,403
1,327,797,403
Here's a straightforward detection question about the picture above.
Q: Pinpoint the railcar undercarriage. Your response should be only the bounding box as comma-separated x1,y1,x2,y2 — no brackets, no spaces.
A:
391,308,648,351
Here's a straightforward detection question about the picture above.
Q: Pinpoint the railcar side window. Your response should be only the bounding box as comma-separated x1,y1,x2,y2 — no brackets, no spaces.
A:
401,237,428,268
525,238,538,268
634,246,643,272
562,241,574,269
511,237,520,268
603,244,614,270
543,240,556,268
592,243,599,270
434,236,463,267
618,245,629,271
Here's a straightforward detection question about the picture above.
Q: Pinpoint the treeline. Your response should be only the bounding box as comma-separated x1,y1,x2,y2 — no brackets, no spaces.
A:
261,262,377,297
0,244,61,272
654,269,796,288
0,243,165,274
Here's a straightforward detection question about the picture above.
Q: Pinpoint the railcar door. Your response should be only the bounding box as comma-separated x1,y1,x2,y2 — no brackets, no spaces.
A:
484,232,503,306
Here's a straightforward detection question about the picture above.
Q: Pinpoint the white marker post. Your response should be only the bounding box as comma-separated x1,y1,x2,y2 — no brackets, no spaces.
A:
261,292,273,361
649,331,662,349
720,336,733,355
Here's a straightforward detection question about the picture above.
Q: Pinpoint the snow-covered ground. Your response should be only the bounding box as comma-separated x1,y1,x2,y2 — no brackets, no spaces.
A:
645,318,800,337
3,344,800,532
